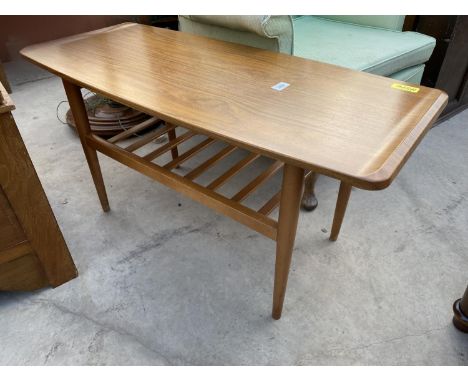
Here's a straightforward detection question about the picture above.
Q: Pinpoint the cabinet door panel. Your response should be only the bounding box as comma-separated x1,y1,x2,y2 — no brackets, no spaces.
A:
0,186,27,253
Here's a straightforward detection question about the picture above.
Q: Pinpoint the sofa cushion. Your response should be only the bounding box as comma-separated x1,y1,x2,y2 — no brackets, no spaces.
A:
389,64,425,84
319,16,405,31
293,16,435,76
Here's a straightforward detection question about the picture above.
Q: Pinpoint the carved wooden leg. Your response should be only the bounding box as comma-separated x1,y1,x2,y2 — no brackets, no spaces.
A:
272,164,304,319
329,181,352,241
301,171,318,211
62,80,110,212
167,123,179,160
453,284,468,333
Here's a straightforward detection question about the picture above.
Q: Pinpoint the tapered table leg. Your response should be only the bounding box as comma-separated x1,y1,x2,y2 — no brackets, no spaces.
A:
62,80,110,212
453,284,468,333
167,123,179,160
272,164,305,319
329,181,352,241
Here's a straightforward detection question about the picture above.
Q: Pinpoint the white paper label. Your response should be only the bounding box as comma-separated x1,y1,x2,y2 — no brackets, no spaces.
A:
271,82,290,91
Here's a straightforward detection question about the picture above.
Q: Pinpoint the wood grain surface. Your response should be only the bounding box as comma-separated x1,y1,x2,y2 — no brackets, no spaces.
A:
0,82,14,113
0,84,77,288
21,23,448,190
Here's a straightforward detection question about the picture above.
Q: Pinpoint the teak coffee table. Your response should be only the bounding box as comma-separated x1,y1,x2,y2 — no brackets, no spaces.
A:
21,23,448,319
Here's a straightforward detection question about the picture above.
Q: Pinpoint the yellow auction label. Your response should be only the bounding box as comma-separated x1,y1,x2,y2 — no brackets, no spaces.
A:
391,83,420,93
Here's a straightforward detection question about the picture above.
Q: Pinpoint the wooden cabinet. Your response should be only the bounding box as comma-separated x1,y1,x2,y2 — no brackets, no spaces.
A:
0,83,77,290
0,60,11,93
405,16,468,119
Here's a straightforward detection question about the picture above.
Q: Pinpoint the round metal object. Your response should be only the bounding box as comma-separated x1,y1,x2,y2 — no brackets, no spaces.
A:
66,94,155,137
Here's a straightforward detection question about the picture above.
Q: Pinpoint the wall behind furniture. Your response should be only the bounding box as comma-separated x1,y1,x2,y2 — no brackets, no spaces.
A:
0,16,143,62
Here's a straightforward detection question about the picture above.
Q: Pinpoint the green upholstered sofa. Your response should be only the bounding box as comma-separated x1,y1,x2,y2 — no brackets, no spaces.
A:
177,15,436,225
179,15,436,85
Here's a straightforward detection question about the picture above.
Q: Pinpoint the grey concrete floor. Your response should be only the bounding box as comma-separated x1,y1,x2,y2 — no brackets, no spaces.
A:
1,60,467,365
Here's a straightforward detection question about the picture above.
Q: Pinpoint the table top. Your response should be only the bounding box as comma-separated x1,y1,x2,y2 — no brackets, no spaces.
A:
21,22,447,190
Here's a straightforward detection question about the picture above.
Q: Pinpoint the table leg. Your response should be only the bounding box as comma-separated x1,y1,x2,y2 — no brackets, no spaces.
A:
272,164,304,319
301,171,318,211
167,123,179,160
329,181,352,241
62,80,110,212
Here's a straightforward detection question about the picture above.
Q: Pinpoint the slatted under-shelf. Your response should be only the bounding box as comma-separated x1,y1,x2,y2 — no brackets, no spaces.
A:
87,121,284,240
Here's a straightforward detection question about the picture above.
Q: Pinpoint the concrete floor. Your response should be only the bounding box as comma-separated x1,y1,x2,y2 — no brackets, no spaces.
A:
1,60,467,365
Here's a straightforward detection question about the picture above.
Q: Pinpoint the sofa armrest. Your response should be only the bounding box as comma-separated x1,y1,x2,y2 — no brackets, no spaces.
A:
178,15,294,54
